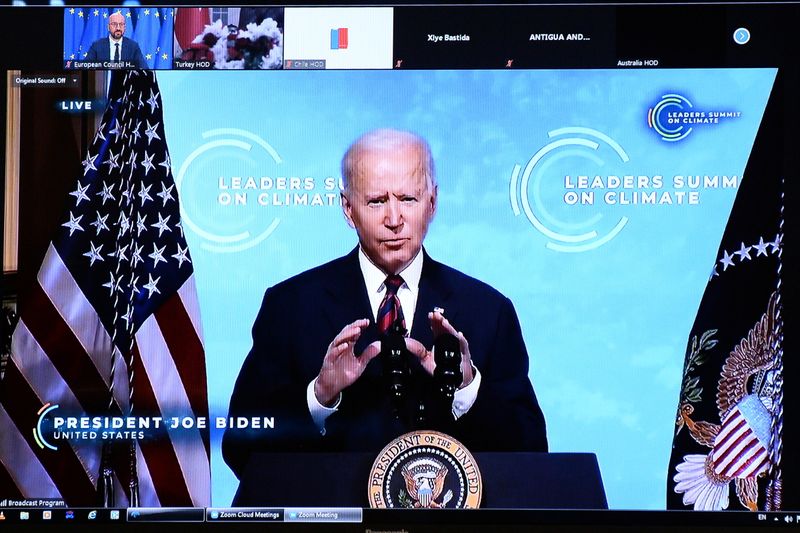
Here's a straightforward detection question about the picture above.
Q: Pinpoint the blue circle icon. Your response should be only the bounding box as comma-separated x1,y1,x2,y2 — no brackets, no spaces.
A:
733,27,750,45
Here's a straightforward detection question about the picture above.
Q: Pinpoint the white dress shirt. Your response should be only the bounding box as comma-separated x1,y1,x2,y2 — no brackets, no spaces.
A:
108,36,123,61
307,248,482,434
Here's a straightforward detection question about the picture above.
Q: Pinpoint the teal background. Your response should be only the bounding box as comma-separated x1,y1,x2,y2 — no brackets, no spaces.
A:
158,68,775,509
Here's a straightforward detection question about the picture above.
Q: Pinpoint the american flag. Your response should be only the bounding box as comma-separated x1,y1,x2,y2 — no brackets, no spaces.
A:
668,75,786,511
0,70,210,507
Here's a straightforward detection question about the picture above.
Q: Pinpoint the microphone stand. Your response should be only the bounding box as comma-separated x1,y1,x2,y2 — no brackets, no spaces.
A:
382,320,410,424
432,333,462,432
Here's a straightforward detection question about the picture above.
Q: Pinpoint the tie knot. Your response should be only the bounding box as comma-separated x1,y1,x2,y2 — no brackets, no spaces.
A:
384,275,404,295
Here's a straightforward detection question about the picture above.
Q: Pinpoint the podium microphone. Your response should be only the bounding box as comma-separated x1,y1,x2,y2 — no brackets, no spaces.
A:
433,333,462,400
381,320,409,420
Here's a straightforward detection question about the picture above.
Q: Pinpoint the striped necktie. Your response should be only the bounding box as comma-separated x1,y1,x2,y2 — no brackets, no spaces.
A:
377,275,406,336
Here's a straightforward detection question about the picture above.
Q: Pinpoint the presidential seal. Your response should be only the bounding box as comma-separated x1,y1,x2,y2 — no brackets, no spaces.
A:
368,431,482,509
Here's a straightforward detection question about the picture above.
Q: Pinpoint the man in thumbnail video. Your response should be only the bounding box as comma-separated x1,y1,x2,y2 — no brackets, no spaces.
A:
223,129,547,477
86,12,146,68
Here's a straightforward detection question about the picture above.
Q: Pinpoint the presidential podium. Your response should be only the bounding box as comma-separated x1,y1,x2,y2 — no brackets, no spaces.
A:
233,453,608,509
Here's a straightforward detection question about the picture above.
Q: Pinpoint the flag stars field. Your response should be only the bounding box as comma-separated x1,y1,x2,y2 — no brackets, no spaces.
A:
3,69,208,506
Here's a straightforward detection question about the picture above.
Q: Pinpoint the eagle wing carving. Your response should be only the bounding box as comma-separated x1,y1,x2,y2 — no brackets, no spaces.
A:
717,292,778,419
678,404,719,447
689,420,720,448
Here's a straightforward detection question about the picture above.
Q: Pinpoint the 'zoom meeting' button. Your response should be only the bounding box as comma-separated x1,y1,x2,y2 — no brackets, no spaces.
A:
285,508,363,522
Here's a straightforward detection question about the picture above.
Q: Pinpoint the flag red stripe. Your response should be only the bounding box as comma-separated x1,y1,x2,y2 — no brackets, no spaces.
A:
715,432,752,472
728,443,766,478
713,417,747,463
0,362,97,504
131,344,193,506
718,433,757,475
154,293,209,420
0,459,23,500
725,436,763,477
741,450,770,478
716,414,746,445
153,293,210,458
23,283,118,415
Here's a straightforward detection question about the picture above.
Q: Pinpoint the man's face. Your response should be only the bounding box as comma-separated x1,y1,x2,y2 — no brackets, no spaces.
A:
108,14,125,40
343,143,437,275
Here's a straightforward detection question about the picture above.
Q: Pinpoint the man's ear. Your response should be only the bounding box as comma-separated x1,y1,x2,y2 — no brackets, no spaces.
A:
341,191,356,229
429,185,438,218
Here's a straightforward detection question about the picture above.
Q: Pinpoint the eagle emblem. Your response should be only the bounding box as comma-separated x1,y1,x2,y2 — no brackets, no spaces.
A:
400,458,453,508
673,292,781,511
369,431,481,508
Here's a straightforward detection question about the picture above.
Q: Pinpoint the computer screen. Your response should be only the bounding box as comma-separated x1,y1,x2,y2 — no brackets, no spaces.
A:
0,2,797,531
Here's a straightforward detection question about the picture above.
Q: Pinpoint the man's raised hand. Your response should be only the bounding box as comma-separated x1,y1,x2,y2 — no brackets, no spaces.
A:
404,311,474,388
314,319,380,406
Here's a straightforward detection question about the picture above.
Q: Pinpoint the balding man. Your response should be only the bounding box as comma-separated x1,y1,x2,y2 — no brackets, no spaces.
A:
223,129,547,479
86,11,147,68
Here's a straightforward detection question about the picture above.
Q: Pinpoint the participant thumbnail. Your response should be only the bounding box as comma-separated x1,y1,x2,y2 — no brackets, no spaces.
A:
174,8,283,70
63,7,174,70
283,7,393,69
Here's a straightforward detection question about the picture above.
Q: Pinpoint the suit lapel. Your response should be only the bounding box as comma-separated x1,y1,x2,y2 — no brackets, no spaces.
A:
411,250,457,351
322,247,379,354
321,248,457,357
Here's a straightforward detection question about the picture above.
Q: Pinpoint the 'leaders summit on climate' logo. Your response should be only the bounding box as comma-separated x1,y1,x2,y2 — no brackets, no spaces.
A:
647,93,741,142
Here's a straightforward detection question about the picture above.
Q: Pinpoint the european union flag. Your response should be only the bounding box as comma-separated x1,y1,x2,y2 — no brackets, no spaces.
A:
154,8,174,70
78,8,109,60
116,8,134,39
63,8,85,60
132,8,160,69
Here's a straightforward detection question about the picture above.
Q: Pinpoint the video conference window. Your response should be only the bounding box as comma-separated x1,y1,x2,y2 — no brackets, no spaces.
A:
0,2,794,524
174,8,284,70
63,7,174,70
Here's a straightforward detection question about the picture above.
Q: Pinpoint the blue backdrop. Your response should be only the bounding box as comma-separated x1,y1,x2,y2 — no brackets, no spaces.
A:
64,7,173,68
158,68,775,509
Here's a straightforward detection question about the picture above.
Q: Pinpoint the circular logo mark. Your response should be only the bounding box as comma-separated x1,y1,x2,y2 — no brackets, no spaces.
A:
174,128,282,253
368,431,482,509
648,94,694,142
34,403,59,451
510,127,630,252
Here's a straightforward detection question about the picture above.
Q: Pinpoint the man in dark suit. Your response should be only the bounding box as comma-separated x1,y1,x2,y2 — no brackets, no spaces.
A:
223,129,547,479
85,12,147,68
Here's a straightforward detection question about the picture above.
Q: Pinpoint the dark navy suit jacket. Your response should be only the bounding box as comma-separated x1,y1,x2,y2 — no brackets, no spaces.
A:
86,36,147,68
222,248,548,479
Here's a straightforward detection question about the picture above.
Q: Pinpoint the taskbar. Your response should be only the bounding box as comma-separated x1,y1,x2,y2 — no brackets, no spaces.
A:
0,507,798,526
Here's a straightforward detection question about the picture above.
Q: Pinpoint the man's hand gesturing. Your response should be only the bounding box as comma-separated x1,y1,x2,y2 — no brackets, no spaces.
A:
314,319,381,406
404,311,475,388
